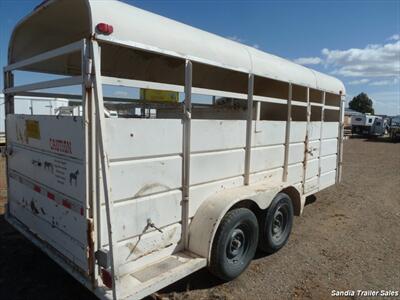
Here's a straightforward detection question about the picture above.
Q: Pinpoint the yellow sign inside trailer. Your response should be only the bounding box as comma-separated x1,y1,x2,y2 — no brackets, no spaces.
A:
140,89,179,103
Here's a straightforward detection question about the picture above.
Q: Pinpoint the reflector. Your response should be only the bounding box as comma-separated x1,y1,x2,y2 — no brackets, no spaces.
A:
101,269,113,289
96,23,114,35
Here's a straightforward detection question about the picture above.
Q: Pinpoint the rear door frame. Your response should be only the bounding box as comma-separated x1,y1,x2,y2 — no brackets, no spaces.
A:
3,38,101,288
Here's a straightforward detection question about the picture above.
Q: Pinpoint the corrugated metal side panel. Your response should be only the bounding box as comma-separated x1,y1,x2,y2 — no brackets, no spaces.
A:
101,190,182,243
318,122,339,190
252,121,286,146
103,118,183,276
250,122,306,185
251,145,284,173
320,170,336,189
103,118,338,276
306,159,319,179
290,122,307,143
190,149,245,185
103,119,291,276
309,122,322,141
105,118,182,160
191,120,246,152
104,118,184,276
321,138,338,156
323,122,339,139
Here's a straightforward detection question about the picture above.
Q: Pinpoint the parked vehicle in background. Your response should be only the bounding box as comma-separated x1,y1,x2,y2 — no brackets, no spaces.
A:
351,114,385,137
0,94,69,144
3,0,345,299
389,116,400,142
344,108,362,136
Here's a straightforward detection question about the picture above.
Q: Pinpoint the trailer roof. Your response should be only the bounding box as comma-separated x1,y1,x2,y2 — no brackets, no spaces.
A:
8,0,345,95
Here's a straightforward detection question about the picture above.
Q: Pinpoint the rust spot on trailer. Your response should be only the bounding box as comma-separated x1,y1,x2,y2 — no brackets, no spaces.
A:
86,218,95,287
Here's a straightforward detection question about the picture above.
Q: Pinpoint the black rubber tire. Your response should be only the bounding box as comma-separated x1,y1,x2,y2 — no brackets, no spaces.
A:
258,193,294,254
209,208,259,281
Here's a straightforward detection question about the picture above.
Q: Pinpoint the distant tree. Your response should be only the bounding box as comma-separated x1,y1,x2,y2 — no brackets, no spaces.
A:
349,92,374,114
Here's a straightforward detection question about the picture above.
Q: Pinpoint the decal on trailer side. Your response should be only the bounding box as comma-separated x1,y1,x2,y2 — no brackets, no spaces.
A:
8,145,85,200
9,171,85,216
49,138,72,154
7,115,84,160
25,120,41,140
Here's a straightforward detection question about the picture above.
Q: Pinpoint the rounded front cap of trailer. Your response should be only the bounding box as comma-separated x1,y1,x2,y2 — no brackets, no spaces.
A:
8,0,345,96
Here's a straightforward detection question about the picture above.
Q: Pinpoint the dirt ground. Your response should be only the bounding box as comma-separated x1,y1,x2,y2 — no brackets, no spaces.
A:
0,137,399,300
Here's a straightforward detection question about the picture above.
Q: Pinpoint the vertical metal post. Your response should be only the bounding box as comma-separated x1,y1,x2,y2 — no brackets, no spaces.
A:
317,92,326,189
182,60,192,249
82,38,90,215
302,88,311,193
4,71,14,115
244,74,254,185
283,83,292,182
95,97,102,259
81,39,98,285
336,95,345,183
254,101,261,133
3,70,14,217
255,101,261,121
91,40,117,300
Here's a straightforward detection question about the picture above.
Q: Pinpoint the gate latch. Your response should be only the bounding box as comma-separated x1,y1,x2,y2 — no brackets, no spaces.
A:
146,218,163,233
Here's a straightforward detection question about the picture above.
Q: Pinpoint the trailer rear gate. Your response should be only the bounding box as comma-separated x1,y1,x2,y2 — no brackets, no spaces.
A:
7,115,89,271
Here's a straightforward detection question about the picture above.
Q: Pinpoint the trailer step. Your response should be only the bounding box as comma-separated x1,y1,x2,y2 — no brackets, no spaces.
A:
118,251,207,300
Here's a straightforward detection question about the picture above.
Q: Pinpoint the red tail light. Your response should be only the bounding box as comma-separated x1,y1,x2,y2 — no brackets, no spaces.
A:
101,269,113,289
96,23,114,35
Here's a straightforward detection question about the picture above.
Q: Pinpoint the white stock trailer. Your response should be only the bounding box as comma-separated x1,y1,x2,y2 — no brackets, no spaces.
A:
3,1,345,299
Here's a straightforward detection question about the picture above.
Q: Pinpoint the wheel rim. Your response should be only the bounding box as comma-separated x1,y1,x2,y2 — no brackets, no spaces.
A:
271,203,289,242
226,226,248,264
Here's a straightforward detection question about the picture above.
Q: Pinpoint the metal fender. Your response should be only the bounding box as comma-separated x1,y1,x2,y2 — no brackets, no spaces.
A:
188,184,282,262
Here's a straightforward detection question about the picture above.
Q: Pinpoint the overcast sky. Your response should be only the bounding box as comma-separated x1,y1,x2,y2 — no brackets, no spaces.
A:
0,0,399,115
